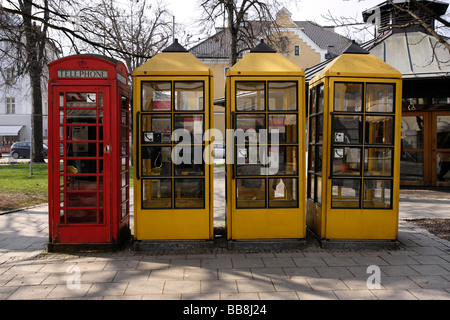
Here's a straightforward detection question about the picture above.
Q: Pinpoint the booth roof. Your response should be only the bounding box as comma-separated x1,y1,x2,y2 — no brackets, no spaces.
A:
133,51,211,76
228,50,304,77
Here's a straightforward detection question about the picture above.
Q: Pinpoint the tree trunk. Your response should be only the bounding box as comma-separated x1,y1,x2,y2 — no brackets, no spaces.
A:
21,0,45,163
226,0,238,66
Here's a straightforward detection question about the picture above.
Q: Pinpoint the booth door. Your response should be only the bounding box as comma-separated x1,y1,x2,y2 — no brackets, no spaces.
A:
51,86,112,243
229,80,303,240
135,80,211,240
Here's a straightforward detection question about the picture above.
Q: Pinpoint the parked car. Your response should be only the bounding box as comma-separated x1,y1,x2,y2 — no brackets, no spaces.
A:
10,142,48,159
213,143,225,159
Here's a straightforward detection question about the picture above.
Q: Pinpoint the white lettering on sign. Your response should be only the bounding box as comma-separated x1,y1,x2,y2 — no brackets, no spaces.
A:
57,70,108,78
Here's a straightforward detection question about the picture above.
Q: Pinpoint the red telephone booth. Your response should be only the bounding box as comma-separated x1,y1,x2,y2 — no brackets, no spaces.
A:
47,55,130,250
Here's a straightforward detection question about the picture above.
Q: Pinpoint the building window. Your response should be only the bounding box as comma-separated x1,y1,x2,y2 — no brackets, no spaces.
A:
295,46,300,56
6,68,14,81
280,36,289,55
6,97,15,114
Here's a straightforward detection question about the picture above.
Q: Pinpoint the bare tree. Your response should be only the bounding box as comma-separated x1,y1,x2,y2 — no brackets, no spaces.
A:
0,0,51,163
71,0,173,74
0,0,175,163
199,0,286,65
322,0,449,52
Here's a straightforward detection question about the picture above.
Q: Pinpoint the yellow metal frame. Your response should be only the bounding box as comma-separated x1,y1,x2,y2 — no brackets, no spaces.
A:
307,53,402,240
226,53,306,240
133,54,214,240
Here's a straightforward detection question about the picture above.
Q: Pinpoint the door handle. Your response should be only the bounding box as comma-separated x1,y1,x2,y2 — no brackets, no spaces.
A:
104,145,111,154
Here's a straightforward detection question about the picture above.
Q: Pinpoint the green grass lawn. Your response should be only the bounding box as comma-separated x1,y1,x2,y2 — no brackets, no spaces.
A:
0,163,135,212
0,163,49,211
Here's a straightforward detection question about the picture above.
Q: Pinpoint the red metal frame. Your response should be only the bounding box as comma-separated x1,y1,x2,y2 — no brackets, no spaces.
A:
48,55,130,246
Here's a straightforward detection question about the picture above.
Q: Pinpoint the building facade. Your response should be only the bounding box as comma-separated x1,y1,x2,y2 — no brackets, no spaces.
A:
362,0,450,187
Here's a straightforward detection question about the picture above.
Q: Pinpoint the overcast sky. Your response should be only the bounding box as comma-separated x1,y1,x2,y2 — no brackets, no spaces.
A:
166,0,450,41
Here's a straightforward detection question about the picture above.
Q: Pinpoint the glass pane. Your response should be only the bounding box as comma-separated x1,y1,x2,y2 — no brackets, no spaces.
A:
66,159,97,174
308,144,315,172
332,179,361,208
142,179,171,209
400,151,424,181
268,82,297,111
332,147,361,176
66,209,97,224
66,143,97,157
334,83,363,112
316,145,323,174
141,114,171,143
365,116,394,145
317,115,323,143
363,180,392,209
236,82,265,111
364,148,393,177
269,178,297,207
141,147,172,176
308,173,315,200
309,87,317,114
366,84,394,113
270,146,298,175
316,175,322,204
66,109,97,124
142,82,171,111
235,114,265,144
66,192,97,208
401,116,424,149
308,117,316,143
175,179,205,208
437,116,450,149
174,146,204,176
269,114,297,143
437,152,450,182
174,114,204,144
236,178,265,208
66,92,98,108
174,82,204,111
318,85,324,113
333,115,362,144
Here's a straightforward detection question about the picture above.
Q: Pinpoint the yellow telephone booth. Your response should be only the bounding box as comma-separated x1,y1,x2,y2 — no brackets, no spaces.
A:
226,40,306,241
133,40,214,240
307,43,402,244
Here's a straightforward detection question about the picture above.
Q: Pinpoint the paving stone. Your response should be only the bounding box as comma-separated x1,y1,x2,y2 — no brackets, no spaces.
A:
7,285,55,300
259,291,299,300
200,280,238,293
371,289,418,300
262,257,296,268
409,264,450,276
86,282,128,297
184,268,218,280
409,288,450,300
409,275,450,289
125,280,165,295
296,290,338,300
306,278,349,291
164,280,201,294
236,279,276,293
333,289,378,300
219,292,259,300
232,257,265,268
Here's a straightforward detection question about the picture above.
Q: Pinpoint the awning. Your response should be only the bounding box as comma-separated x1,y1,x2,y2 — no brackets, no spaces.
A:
0,125,24,136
